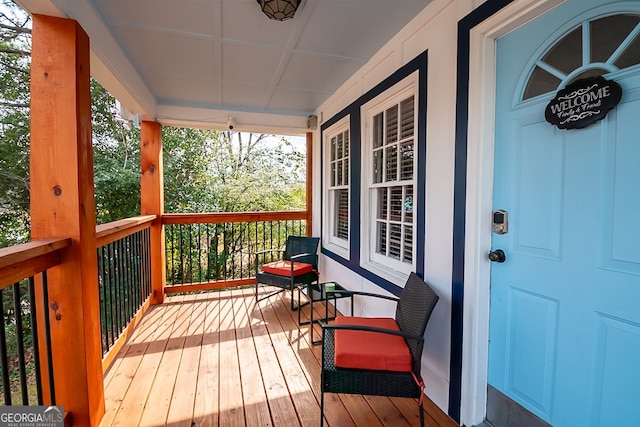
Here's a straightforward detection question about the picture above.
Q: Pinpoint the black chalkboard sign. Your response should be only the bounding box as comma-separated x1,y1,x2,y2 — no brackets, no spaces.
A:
545,76,622,130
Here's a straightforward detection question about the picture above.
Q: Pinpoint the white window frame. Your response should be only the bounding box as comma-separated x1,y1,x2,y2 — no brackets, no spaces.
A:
322,115,351,259
360,73,418,283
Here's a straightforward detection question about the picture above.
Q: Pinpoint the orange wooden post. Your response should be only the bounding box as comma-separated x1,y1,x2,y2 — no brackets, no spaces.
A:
30,15,105,426
306,132,313,236
141,121,166,304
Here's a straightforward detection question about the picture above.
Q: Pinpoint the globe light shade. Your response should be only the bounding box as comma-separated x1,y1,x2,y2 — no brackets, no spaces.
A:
257,0,301,21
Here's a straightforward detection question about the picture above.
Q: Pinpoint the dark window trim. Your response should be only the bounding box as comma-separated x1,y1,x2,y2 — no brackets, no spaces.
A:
451,0,514,422
320,50,428,296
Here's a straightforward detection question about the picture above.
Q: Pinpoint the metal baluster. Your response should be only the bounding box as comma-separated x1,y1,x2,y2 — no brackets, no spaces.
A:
28,277,43,405
179,224,184,285
108,243,117,347
0,288,11,405
13,283,29,404
41,272,56,405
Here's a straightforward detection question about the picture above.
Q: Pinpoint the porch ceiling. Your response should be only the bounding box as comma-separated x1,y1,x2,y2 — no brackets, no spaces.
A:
17,0,431,133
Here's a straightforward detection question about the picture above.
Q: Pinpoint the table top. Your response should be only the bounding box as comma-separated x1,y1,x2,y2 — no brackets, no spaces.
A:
306,281,351,300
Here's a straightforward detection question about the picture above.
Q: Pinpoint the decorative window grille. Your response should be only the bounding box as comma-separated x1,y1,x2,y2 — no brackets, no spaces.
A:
370,95,415,265
523,13,640,100
322,117,351,257
329,129,350,241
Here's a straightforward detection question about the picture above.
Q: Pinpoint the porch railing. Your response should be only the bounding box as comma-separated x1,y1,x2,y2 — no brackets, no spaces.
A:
0,238,70,406
162,211,308,292
96,216,154,368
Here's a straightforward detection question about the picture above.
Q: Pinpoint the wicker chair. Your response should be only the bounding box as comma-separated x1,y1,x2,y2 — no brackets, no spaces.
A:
255,235,320,311
320,272,439,427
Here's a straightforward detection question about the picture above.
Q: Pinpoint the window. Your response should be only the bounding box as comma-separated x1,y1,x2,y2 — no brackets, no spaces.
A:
322,116,350,258
523,13,640,100
361,74,417,280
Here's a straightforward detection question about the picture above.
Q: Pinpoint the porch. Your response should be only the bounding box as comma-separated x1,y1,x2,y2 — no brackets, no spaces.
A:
100,289,454,427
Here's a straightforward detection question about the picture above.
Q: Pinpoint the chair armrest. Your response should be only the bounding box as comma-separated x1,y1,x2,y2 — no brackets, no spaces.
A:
289,252,315,261
321,322,423,343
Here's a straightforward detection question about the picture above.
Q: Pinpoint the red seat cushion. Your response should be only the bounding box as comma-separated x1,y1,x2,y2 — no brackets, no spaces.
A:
334,316,412,372
261,260,314,277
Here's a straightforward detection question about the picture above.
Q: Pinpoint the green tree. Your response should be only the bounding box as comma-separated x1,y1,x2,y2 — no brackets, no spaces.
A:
0,0,31,246
163,129,306,213
91,80,141,223
0,0,306,247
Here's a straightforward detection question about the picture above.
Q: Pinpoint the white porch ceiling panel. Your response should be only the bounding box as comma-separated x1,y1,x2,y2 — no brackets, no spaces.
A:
17,0,431,132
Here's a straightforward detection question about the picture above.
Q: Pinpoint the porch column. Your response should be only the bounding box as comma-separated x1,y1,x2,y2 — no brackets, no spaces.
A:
140,121,166,304
30,15,105,426
306,132,313,236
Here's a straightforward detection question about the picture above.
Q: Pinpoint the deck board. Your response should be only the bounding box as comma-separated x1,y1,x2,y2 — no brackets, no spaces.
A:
101,287,458,427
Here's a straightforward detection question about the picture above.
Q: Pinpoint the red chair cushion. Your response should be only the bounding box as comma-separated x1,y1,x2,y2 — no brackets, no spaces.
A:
334,316,412,372
261,260,314,277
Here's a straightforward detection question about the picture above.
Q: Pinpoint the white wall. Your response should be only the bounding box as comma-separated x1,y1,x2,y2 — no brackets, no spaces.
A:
311,0,482,415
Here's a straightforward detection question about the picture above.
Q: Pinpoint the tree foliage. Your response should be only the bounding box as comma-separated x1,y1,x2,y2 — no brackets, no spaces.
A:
0,0,31,246
0,0,306,248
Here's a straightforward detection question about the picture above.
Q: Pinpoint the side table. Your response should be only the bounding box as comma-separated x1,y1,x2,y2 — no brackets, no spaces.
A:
298,282,354,345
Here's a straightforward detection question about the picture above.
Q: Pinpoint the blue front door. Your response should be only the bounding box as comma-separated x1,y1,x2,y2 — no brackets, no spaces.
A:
489,1,640,425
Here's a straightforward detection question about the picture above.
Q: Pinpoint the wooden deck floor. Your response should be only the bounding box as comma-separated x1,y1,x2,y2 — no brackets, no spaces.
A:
100,287,457,427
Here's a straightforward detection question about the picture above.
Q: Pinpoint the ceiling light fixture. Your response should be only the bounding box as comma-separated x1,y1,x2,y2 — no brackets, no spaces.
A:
256,0,301,21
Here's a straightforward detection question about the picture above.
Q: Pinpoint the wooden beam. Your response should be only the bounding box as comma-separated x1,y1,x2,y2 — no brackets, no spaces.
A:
161,211,307,225
306,132,313,236
164,278,255,294
30,14,105,425
95,215,156,247
140,121,166,304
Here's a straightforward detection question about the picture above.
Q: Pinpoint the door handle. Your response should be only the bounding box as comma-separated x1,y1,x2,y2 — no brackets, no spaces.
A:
488,249,506,263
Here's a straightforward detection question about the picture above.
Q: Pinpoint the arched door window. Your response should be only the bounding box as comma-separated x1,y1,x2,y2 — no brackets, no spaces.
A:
523,13,640,100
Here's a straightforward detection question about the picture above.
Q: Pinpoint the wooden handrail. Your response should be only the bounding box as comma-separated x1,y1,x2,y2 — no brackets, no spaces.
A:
96,215,156,247
162,211,307,225
0,238,72,289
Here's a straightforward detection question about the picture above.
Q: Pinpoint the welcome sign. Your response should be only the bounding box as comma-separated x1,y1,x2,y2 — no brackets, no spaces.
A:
545,76,622,130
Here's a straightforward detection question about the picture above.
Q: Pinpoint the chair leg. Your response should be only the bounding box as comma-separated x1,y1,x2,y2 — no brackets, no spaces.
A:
320,391,325,427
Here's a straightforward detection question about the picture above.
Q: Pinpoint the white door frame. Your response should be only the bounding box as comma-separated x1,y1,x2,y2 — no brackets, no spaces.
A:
461,1,566,425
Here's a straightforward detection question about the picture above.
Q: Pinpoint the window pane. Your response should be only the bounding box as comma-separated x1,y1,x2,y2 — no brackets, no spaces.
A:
386,105,398,144
400,140,414,180
336,160,343,185
337,133,343,159
568,68,608,83
400,96,414,139
403,225,413,263
344,131,349,156
404,185,413,223
373,113,384,148
344,159,349,186
390,187,403,221
616,32,640,69
377,222,387,255
389,224,402,260
591,15,640,63
331,162,336,187
373,149,383,183
335,189,349,240
331,136,337,161
542,26,582,74
378,188,388,220
386,145,398,181
523,66,562,100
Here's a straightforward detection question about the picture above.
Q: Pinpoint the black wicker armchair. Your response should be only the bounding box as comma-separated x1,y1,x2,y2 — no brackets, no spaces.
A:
320,272,439,427
255,235,320,311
